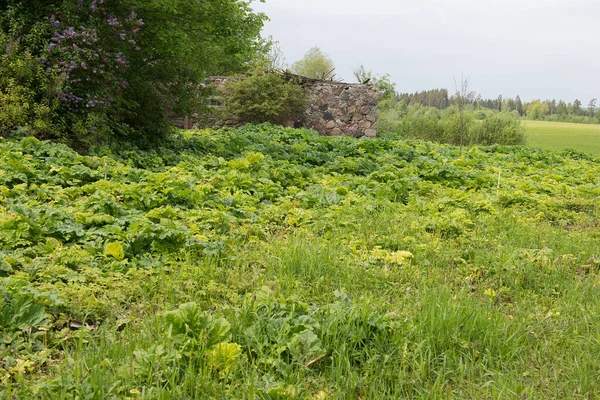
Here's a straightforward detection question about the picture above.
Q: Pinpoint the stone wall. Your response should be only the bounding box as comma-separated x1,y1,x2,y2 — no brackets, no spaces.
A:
183,75,379,138
301,81,378,138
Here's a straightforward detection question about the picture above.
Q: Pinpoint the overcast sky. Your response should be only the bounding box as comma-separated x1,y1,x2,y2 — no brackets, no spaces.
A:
252,0,598,103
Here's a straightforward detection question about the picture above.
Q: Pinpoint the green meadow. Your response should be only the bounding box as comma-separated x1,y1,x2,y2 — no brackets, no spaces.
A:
523,120,600,156
2,125,600,398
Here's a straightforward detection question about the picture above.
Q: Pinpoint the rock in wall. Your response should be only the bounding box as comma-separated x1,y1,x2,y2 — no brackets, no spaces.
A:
301,82,378,138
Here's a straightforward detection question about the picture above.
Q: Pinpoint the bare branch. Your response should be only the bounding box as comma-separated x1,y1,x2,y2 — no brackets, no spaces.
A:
453,73,473,152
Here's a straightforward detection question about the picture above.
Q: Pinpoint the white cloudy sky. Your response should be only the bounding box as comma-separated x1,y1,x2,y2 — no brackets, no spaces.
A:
252,0,598,103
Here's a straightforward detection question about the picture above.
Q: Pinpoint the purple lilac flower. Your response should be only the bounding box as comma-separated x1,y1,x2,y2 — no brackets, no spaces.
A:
50,15,60,28
107,17,120,27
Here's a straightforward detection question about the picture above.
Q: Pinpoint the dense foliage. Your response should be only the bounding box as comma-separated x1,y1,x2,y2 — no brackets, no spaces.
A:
0,0,266,143
1,125,600,397
379,102,526,146
0,34,58,138
223,73,308,125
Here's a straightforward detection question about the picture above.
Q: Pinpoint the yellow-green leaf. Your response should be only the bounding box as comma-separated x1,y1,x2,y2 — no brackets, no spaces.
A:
105,242,125,260
205,342,242,376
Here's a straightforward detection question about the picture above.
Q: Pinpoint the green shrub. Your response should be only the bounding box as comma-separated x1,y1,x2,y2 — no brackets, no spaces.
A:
377,109,403,137
222,73,308,125
473,113,526,145
379,102,525,146
0,34,59,138
440,112,475,146
399,112,444,142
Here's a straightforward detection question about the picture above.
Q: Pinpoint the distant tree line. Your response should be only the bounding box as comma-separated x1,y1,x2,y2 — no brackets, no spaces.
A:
396,89,600,124
397,89,450,110
517,98,598,123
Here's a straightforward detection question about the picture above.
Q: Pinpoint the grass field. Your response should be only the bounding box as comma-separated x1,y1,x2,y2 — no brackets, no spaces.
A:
2,125,600,398
523,120,600,156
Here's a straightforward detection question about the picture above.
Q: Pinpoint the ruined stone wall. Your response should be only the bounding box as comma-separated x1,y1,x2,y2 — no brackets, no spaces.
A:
302,82,378,138
185,76,379,138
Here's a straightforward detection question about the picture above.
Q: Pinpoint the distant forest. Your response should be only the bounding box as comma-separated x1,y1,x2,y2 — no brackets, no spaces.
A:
397,89,599,124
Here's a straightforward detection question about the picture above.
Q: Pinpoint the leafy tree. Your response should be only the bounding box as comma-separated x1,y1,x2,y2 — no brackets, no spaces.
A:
588,98,597,117
372,74,397,102
573,99,582,116
556,100,568,116
548,99,557,115
504,97,516,113
515,95,524,116
252,37,287,71
526,101,550,120
291,47,335,80
352,66,396,103
0,0,267,142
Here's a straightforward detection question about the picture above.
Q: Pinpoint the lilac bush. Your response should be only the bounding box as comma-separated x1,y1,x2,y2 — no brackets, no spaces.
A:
43,1,143,139
1,0,267,143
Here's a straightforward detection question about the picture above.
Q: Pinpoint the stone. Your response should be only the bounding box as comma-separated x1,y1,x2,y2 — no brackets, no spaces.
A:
333,108,343,117
351,130,363,138
331,128,343,136
360,106,370,115
340,114,352,123
347,106,357,114
366,114,377,123
322,91,334,102
325,120,336,129
365,129,377,138
323,111,334,121
359,120,372,129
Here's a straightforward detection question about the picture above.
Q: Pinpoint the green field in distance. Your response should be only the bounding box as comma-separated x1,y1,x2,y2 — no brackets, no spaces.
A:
523,120,600,156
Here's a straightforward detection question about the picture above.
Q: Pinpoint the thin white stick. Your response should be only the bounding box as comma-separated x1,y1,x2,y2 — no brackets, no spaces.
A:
497,169,501,198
